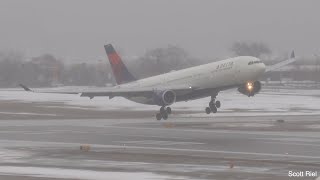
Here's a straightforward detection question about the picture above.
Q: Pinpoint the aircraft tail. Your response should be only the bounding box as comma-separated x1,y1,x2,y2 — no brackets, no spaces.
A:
104,44,136,84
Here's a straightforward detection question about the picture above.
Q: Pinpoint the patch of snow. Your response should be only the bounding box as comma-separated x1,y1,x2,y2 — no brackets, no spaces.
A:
0,149,32,163
210,123,273,128
0,166,191,180
306,125,320,129
0,112,57,116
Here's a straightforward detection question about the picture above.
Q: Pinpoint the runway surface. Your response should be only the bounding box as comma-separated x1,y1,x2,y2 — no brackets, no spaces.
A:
0,87,319,179
0,116,319,180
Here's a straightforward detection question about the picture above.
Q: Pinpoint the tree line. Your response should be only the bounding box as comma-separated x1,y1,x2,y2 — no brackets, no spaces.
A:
0,42,319,88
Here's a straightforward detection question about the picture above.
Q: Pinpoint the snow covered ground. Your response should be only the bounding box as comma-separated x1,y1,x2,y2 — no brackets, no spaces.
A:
0,166,192,180
0,87,320,117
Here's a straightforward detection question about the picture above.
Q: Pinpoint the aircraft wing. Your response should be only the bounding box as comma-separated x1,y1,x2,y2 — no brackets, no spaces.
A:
19,84,194,99
265,51,296,72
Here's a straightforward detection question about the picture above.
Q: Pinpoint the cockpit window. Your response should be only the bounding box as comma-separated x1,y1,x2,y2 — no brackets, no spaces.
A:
248,61,262,65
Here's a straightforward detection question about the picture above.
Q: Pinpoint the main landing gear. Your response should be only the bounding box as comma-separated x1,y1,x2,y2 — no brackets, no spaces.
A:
205,95,221,114
156,106,172,120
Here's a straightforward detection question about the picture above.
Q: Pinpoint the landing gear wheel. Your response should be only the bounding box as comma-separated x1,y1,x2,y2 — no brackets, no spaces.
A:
160,106,166,114
205,107,211,114
166,107,172,114
211,106,217,113
215,101,221,108
209,101,214,108
157,106,171,120
162,113,168,120
209,102,216,110
156,113,162,120
206,94,219,115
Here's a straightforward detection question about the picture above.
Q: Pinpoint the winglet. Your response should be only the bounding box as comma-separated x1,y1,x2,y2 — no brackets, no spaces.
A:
19,84,32,92
290,51,295,59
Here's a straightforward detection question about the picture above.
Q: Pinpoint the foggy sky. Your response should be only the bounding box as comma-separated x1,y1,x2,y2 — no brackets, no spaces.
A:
0,0,319,60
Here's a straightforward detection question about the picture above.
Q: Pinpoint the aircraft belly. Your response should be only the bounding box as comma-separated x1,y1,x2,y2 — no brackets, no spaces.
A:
206,72,235,89
126,96,154,105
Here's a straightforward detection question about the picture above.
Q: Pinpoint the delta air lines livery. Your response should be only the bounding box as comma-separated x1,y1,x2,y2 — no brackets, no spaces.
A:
20,44,296,120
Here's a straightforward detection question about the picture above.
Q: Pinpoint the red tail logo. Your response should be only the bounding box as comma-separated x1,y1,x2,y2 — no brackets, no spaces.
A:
104,44,136,84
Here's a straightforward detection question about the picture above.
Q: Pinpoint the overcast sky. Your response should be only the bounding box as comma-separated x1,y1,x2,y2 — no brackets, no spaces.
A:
0,0,319,60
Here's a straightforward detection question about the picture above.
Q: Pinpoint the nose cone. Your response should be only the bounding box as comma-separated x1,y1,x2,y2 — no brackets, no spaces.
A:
252,59,266,76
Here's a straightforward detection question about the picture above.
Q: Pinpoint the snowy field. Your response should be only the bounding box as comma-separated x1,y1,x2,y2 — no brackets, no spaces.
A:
0,166,192,180
0,87,320,117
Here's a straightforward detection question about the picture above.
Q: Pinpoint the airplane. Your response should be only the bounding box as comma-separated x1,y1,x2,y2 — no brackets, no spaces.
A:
20,44,296,120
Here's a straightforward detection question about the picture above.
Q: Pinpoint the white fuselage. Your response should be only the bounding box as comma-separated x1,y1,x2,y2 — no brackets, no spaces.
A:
118,56,266,104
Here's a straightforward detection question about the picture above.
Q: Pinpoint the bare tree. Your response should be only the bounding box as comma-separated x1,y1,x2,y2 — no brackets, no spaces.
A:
128,45,198,78
0,51,24,87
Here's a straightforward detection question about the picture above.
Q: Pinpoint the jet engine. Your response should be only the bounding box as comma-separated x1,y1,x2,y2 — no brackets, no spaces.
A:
153,90,176,106
238,81,261,97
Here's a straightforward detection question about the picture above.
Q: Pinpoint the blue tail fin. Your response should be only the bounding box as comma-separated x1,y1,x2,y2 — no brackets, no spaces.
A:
104,44,136,84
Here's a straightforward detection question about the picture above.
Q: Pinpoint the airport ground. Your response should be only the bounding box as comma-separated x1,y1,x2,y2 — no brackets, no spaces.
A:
0,100,319,180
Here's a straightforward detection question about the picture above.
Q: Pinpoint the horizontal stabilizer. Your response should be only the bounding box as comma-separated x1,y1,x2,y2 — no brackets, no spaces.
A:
19,84,32,92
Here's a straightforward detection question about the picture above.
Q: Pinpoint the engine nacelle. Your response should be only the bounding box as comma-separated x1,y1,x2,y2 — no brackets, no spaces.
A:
153,90,176,106
238,81,261,97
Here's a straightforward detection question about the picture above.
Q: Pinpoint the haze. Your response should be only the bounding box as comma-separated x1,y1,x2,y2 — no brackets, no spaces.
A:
0,0,319,60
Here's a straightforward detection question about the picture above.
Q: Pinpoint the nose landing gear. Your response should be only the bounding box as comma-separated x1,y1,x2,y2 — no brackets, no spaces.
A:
156,106,172,120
